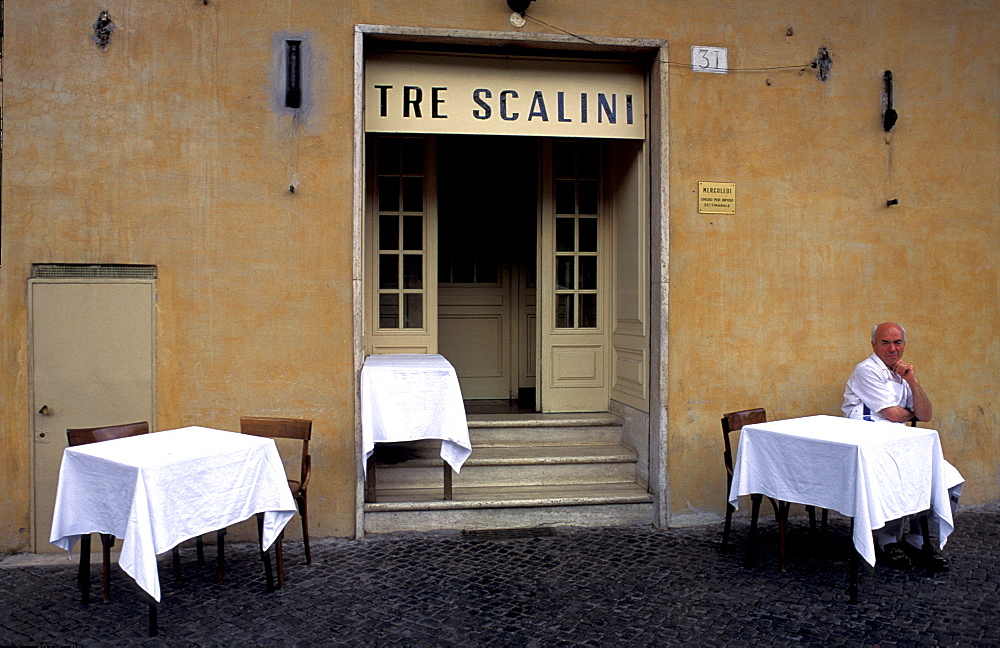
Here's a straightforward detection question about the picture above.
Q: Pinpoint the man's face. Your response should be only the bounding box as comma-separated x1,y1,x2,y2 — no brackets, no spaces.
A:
871,324,906,368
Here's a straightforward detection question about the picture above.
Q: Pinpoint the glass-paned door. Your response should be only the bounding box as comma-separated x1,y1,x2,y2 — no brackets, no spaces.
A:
365,135,438,355
539,139,609,412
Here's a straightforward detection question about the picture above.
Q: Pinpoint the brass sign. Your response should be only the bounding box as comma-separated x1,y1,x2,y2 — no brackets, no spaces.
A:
698,182,736,214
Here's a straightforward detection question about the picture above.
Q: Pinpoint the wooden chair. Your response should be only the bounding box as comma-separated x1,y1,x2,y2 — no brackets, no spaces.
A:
66,421,227,607
240,416,313,583
66,421,150,604
721,409,784,554
721,408,828,571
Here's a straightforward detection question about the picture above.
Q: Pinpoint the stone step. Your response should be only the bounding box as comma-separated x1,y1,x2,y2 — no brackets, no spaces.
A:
366,482,653,510
363,483,654,534
364,502,655,534
363,414,649,535
466,413,624,447
378,458,639,489
374,441,637,467
373,437,639,489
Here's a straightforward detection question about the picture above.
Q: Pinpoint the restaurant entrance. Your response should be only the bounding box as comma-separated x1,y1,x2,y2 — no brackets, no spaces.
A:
361,46,651,414
437,135,537,405
365,133,646,413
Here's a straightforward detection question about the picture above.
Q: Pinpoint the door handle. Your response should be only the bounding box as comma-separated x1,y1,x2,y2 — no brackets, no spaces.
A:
38,405,50,415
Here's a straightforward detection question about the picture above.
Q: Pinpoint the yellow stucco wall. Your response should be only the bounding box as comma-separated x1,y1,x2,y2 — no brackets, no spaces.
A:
1,1,996,552
662,2,998,521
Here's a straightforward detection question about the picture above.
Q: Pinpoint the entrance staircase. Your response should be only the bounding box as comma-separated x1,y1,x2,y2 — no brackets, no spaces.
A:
363,412,653,534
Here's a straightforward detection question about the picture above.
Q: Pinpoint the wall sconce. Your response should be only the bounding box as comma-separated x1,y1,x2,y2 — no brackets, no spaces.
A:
285,40,302,109
507,0,534,15
93,10,115,49
813,47,832,82
882,70,898,132
507,0,533,27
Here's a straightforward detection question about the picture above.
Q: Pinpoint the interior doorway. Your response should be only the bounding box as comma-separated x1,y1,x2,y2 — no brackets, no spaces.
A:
437,135,538,409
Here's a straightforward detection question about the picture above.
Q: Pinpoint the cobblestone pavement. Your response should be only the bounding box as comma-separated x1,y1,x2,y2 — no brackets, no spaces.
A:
2,502,998,647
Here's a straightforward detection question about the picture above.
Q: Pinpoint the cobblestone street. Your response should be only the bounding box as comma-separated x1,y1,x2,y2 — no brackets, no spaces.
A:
2,502,998,646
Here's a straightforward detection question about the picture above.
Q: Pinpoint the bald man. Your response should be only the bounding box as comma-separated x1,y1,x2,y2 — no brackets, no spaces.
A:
843,322,962,571
843,322,931,424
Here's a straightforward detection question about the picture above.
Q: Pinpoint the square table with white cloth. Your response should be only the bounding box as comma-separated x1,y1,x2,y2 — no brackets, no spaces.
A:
50,426,297,603
728,415,963,568
361,354,472,475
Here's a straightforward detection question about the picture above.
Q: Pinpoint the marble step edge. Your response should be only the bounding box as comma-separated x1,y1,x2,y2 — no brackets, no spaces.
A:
466,412,624,429
365,491,653,512
375,445,638,468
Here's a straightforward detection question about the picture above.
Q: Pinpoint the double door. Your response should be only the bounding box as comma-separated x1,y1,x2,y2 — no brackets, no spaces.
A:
364,134,621,413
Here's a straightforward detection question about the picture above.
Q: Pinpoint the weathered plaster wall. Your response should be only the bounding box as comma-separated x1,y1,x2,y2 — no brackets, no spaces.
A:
0,1,364,550
1,1,996,552
663,2,999,522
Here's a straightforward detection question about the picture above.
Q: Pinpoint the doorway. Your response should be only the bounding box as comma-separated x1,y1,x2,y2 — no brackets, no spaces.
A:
437,135,537,407
355,29,667,531
29,277,156,552
364,133,632,413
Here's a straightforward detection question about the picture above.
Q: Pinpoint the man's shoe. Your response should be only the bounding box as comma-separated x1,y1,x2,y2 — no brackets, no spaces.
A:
901,540,950,572
876,542,912,569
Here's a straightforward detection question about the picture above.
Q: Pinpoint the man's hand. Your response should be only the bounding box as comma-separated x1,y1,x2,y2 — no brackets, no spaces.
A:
891,360,917,383
891,360,933,422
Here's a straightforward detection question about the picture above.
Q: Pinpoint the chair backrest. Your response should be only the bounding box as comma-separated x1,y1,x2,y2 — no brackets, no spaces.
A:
66,421,150,446
721,408,767,477
239,416,312,486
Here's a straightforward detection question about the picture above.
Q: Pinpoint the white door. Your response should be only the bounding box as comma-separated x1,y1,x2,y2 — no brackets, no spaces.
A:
539,139,610,412
364,135,439,355
30,279,156,552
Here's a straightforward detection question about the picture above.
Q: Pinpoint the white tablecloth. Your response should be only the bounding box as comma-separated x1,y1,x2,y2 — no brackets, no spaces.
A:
361,354,472,474
728,415,963,566
50,426,297,601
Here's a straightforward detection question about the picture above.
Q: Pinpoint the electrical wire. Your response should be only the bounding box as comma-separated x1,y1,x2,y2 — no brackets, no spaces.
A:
666,61,817,73
524,14,601,45
524,13,818,74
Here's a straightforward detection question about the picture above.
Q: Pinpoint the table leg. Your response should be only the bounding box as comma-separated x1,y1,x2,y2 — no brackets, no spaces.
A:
365,455,377,503
100,533,114,603
849,517,859,604
256,513,276,593
745,493,763,568
777,502,790,573
171,546,183,583
443,463,453,501
216,528,227,583
79,533,92,605
148,600,158,637
919,513,934,574
276,530,285,590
